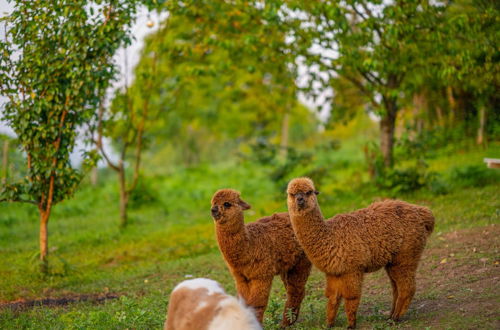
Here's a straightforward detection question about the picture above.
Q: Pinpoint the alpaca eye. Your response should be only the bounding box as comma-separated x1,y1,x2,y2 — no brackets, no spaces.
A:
306,191,313,195
223,202,232,208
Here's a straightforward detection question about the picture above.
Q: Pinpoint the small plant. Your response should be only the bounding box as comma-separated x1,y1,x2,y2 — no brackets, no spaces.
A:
448,165,500,188
376,164,429,195
426,172,450,195
263,297,283,328
128,177,158,209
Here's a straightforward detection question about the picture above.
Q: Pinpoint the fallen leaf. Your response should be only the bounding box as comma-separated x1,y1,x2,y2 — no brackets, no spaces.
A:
440,258,447,264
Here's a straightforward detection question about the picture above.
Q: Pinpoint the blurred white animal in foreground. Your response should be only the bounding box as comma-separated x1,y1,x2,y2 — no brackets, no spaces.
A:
164,278,262,330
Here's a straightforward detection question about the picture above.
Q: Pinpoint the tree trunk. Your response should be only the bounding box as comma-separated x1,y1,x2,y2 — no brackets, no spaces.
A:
477,105,486,146
436,106,444,127
118,165,128,228
412,93,425,135
380,98,397,168
90,166,98,186
279,110,290,160
446,86,456,125
39,207,50,274
2,140,8,186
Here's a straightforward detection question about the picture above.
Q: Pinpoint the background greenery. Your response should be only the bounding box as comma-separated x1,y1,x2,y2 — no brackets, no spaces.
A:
1,0,499,328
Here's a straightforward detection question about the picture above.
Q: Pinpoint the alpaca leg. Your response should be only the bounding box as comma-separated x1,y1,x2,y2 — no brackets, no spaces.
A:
280,256,312,327
387,265,417,321
341,272,363,329
325,275,343,328
235,274,252,304
385,266,398,316
244,277,273,323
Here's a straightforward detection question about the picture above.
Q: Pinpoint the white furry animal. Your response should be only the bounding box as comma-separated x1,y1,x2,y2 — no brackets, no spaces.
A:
164,278,262,330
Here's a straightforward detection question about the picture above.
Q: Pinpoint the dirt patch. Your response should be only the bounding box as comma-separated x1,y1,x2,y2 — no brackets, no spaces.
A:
0,292,121,311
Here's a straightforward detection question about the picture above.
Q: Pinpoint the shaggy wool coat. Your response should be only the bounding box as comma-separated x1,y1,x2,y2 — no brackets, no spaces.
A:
211,189,312,326
287,177,434,328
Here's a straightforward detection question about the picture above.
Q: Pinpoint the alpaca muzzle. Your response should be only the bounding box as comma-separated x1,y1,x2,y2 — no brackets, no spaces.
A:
211,206,221,219
296,194,306,209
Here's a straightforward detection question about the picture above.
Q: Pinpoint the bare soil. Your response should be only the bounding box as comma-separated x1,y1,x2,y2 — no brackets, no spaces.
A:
0,293,120,311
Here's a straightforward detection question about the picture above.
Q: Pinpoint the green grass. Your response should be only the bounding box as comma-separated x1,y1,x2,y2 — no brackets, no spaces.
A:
1,140,499,329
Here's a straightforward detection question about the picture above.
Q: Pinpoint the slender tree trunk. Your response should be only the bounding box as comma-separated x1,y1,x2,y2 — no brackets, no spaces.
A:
436,106,444,127
279,110,290,160
39,207,50,273
380,98,397,168
118,165,128,228
446,86,456,125
412,93,425,135
2,140,8,186
90,166,98,186
477,105,486,146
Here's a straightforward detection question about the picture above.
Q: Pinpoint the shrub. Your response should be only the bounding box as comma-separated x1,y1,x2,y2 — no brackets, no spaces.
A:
376,166,427,194
426,173,450,195
129,178,158,209
448,165,500,188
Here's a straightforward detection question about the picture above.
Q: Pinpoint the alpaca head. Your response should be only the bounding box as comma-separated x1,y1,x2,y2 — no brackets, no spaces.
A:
211,189,251,225
287,177,319,212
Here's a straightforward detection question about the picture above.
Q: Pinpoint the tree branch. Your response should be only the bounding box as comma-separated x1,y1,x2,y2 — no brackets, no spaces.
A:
344,74,379,109
357,2,392,50
95,101,120,172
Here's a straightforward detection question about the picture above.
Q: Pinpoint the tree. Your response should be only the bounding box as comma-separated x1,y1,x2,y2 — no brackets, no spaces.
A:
124,2,305,168
94,42,159,228
440,0,499,145
0,0,136,272
282,0,445,167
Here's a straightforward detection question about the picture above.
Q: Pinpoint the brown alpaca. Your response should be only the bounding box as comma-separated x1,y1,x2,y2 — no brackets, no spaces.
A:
211,189,312,327
286,178,434,328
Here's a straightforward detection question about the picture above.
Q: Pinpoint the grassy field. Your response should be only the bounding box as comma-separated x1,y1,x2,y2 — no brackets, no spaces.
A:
1,140,499,329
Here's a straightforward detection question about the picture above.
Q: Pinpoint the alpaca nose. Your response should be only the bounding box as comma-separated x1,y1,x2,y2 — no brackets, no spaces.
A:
211,206,219,217
297,196,305,207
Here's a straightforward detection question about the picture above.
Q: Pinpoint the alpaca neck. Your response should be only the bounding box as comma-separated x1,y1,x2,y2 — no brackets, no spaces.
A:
294,206,330,239
216,218,251,266
291,204,336,265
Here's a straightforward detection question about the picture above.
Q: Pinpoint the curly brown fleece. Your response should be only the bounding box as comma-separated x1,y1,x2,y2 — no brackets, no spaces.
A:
211,189,312,327
287,178,434,329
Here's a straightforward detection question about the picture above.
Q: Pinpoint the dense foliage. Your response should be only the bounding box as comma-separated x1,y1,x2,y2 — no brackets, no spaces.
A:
0,0,137,271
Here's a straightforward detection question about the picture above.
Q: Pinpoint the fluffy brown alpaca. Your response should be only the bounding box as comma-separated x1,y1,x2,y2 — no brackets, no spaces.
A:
286,178,434,329
211,189,312,327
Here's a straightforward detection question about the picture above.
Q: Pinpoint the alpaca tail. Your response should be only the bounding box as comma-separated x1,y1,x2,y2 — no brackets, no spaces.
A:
420,207,435,235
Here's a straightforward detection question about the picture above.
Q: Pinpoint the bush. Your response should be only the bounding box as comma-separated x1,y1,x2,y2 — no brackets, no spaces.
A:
448,165,500,188
426,172,450,195
129,177,158,209
376,166,427,194
395,125,468,161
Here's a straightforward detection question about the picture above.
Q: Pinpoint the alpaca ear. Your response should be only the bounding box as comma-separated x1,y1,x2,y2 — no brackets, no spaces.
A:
238,199,251,210
314,190,320,195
